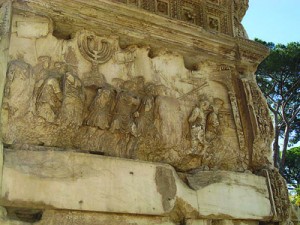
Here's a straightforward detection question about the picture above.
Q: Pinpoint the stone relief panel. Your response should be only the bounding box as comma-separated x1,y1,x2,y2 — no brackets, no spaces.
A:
241,77,274,170
1,15,269,172
259,169,290,222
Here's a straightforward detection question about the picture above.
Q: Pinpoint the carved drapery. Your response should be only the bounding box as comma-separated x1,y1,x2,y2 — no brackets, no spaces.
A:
1,28,265,172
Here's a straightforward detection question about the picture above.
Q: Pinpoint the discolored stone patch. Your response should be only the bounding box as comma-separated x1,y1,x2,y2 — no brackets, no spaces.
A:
155,167,177,212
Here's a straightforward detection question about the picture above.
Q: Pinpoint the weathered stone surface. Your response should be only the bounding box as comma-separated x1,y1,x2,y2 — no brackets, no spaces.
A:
15,21,49,38
36,210,176,225
1,149,174,215
212,220,258,225
291,205,300,224
0,143,3,195
0,1,11,122
0,149,272,220
0,2,11,207
0,207,31,225
187,171,272,220
12,0,265,67
186,219,212,225
1,207,178,225
10,13,51,39
258,169,291,221
155,166,177,212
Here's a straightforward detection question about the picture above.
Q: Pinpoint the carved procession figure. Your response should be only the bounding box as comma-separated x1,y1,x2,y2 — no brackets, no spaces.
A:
110,80,141,137
132,76,145,95
85,85,116,129
36,75,63,123
188,100,210,153
4,60,33,117
205,98,224,142
136,95,155,135
60,72,85,126
33,56,52,101
35,61,68,123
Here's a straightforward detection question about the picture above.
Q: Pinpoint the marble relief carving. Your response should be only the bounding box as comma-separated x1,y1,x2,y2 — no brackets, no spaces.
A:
260,169,291,221
1,1,296,224
1,29,252,172
77,30,113,83
208,16,220,32
241,77,274,169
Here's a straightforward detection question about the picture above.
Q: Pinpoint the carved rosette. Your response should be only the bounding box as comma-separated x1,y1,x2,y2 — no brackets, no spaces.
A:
113,0,235,36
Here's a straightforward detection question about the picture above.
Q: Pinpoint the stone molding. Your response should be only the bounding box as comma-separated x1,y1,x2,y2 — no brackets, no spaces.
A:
12,0,268,68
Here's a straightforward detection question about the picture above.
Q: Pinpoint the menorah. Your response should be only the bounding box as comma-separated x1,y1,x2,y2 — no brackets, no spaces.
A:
77,31,113,84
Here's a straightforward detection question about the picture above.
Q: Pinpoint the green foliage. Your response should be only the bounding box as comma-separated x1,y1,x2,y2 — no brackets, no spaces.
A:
290,195,300,206
255,40,300,141
283,146,300,206
295,196,300,206
255,39,300,170
290,186,300,206
283,146,300,187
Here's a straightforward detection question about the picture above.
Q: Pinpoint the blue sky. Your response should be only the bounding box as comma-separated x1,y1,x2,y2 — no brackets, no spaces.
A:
243,1,300,148
242,0,300,44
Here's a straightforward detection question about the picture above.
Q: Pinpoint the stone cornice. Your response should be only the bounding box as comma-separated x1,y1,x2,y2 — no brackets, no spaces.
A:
13,0,269,68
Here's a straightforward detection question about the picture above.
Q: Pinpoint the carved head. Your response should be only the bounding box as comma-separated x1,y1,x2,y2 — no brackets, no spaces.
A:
7,61,30,81
65,72,82,88
154,85,169,96
54,62,67,74
200,100,210,111
122,80,135,92
132,76,145,91
97,87,115,105
144,96,154,112
112,78,124,89
212,98,224,111
38,56,51,69
144,83,156,95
